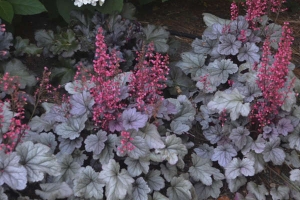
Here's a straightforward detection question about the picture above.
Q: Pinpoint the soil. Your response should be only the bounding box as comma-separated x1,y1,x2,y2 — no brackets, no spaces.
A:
136,0,300,77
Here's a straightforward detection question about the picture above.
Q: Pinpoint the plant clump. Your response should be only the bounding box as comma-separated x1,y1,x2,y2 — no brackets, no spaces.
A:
0,0,300,199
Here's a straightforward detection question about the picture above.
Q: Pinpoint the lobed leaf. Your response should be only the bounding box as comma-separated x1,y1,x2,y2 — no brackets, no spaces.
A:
16,141,60,182
99,159,134,200
246,182,268,200
166,176,192,200
188,153,215,185
194,180,223,200
144,170,165,192
54,114,87,140
130,177,151,200
125,157,150,177
84,130,107,155
211,144,237,167
0,151,27,190
207,88,250,120
74,166,104,199
133,123,165,149
35,182,72,200
155,134,188,165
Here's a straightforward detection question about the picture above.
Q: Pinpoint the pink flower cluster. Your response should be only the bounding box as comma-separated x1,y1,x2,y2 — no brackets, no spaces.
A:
91,27,169,130
246,0,286,26
90,28,124,129
252,23,293,130
35,67,60,104
0,73,29,152
230,2,239,21
129,43,169,111
1,117,28,152
117,131,134,154
0,23,8,57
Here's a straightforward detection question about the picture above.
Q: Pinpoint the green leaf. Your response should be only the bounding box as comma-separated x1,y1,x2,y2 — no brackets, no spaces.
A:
50,29,81,57
14,36,42,56
16,141,60,182
120,2,136,20
97,0,123,14
35,29,55,47
167,177,192,200
143,24,169,52
51,67,76,85
56,0,78,23
4,58,37,89
7,0,47,15
0,1,14,23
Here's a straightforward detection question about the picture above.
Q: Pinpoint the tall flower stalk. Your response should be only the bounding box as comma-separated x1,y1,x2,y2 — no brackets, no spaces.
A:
251,22,294,130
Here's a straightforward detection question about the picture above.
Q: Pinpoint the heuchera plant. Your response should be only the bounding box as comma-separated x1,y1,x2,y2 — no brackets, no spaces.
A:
0,0,300,199
34,7,171,84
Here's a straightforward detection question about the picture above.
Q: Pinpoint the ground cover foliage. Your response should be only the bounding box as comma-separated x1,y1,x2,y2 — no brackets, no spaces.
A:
0,0,300,199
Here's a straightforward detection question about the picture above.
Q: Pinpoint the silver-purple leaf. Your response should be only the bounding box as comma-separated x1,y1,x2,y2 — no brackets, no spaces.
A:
229,126,250,149
188,153,215,185
262,138,285,165
84,130,107,155
69,91,94,116
211,144,237,167
194,143,214,159
247,182,268,200
227,176,247,193
0,151,27,190
58,136,83,154
225,158,255,179
218,34,242,55
122,108,148,131
276,118,294,136
207,59,238,86
237,42,260,64
270,186,290,200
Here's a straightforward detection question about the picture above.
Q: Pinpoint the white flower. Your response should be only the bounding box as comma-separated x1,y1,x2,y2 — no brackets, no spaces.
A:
99,0,105,6
74,0,99,7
